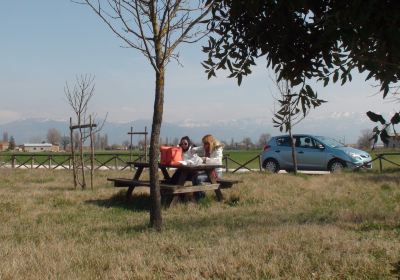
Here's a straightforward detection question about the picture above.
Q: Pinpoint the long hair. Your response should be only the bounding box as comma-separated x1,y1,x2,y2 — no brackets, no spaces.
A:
179,136,193,151
202,134,223,154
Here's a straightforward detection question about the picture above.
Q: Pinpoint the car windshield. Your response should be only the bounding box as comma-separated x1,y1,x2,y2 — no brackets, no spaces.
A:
314,136,345,148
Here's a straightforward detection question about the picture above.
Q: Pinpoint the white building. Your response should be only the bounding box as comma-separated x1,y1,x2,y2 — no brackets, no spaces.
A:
23,143,58,152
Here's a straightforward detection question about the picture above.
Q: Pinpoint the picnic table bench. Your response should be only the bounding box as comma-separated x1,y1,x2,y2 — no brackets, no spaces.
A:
107,162,241,207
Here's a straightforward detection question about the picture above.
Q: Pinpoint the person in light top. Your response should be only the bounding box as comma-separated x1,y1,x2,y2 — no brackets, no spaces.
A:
192,134,224,197
178,136,197,161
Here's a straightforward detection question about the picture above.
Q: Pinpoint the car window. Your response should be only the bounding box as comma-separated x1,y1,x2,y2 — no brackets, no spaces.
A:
297,136,317,149
314,136,344,148
276,137,291,147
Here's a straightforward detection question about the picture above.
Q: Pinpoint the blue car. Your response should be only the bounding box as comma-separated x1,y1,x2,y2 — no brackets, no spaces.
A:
261,134,372,173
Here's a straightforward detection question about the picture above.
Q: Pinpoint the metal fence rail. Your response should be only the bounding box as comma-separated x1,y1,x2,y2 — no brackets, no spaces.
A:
0,153,263,173
371,153,400,172
0,153,146,170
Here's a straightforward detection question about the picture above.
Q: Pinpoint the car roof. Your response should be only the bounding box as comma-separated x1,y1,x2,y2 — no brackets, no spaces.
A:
273,134,316,138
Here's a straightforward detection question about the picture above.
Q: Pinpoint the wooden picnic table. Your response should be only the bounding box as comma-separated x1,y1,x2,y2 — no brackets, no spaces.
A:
108,162,225,206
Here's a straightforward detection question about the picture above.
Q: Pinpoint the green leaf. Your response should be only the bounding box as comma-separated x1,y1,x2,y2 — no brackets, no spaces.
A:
237,73,243,86
380,129,390,145
366,111,386,124
333,71,339,83
390,113,400,124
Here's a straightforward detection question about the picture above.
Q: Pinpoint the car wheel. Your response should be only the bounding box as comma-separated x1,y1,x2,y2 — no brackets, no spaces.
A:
329,160,345,173
263,159,280,173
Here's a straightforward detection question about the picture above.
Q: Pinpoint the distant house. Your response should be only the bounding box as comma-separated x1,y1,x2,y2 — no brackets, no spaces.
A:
0,142,9,151
23,143,59,153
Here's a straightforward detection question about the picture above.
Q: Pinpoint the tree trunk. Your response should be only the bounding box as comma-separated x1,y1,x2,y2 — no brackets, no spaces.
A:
289,130,298,174
70,117,77,189
149,67,164,231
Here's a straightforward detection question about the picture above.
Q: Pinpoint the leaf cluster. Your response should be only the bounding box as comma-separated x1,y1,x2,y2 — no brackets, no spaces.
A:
203,0,400,115
366,111,400,148
273,84,325,132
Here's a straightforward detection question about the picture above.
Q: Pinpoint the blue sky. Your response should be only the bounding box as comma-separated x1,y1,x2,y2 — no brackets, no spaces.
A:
0,1,397,143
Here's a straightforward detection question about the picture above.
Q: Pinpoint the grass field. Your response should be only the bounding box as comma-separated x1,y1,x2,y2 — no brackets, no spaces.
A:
1,168,400,279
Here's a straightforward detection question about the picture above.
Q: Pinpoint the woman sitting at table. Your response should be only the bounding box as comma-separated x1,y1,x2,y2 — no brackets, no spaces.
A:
169,136,197,184
192,134,224,195
179,136,197,160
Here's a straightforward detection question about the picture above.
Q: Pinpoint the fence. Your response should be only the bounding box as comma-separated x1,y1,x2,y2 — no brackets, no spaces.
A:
369,152,400,172
0,153,146,171
0,153,263,173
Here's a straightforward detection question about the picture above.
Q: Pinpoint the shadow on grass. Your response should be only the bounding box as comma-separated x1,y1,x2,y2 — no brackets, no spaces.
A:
86,191,151,212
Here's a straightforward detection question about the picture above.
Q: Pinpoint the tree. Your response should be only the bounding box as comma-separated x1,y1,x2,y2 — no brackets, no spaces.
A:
258,133,270,148
47,128,61,145
203,0,400,117
79,0,213,230
60,135,70,151
242,137,253,150
366,111,400,148
357,129,374,150
272,76,324,173
65,75,105,189
8,136,16,150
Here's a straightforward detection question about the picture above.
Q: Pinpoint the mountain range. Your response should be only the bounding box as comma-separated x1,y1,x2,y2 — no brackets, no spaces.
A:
0,114,375,145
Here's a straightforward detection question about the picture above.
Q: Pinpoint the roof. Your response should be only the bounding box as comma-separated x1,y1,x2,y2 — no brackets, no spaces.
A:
23,143,53,147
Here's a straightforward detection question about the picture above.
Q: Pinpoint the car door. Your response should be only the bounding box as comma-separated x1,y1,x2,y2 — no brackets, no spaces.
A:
295,136,328,170
273,136,294,169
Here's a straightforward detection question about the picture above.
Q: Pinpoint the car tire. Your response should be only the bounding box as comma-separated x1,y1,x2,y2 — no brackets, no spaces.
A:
328,160,345,173
263,159,280,173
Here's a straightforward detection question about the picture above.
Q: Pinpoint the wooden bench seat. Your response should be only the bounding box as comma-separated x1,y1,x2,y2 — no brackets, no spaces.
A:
107,178,151,187
107,177,219,194
216,178,242,189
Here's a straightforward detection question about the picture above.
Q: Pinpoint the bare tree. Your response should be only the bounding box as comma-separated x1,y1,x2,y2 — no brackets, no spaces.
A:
242,137,253,150
357,129,374,149
258,133,271,148
60,135,70,151
65,75,106,189
78,0,213,230
47,128,61,145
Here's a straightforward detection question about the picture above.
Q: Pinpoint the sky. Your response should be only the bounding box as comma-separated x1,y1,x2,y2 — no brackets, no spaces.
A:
0,1,397,143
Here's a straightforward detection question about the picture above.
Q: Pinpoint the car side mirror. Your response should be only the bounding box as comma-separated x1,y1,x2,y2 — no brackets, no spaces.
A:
318,144,325,150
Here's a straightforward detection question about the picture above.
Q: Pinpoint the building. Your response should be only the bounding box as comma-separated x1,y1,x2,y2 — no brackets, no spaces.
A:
23,143,59,153
0,142,9,151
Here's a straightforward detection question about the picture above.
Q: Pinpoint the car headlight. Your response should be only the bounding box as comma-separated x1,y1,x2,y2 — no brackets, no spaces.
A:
346,152,362,161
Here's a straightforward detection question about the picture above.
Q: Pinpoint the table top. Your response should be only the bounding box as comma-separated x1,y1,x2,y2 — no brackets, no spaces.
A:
127,161,222,170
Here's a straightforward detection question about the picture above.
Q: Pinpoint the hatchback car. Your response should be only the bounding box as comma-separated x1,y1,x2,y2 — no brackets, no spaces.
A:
261,134,372,173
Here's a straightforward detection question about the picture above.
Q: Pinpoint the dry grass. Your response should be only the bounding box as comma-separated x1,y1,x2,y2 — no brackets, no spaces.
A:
0,169,400,279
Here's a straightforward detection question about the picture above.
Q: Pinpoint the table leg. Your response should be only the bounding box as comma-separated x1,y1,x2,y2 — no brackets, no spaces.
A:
207,169,224,201
126,166,144,199
133,166,144,180
126,186,136,200
160,167,171,181
164,195,180,208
